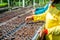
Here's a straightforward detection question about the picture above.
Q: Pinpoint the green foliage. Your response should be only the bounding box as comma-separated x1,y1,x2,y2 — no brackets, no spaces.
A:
39,0,49,6
0,3,8,7
54,4,60,10
15,2,22,6
2,0,8,3
0,0,50,7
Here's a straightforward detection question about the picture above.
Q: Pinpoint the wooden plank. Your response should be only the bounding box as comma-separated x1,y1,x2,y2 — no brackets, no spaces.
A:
0,7,8,11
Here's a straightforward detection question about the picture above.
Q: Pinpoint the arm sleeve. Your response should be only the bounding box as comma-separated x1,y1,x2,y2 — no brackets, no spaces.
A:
32,13,46,22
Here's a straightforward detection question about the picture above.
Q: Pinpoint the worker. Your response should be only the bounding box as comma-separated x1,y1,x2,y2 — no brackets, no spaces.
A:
25,0,60,40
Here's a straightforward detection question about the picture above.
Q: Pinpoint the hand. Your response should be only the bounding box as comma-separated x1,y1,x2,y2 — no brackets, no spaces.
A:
38,30,45,40
38,29,48,40
25,15,33,22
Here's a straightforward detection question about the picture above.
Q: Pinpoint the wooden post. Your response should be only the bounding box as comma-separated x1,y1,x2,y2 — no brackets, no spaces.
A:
8,0,10,8
23,0,25,7
39,0,40,5
19,0,20,7
33,0,35,8
1,0,2,3
8,0,11,11
33,0,35,6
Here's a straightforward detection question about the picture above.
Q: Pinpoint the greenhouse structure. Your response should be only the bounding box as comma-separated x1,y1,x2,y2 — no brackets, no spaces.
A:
0,0,49,10
1,0,59,40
